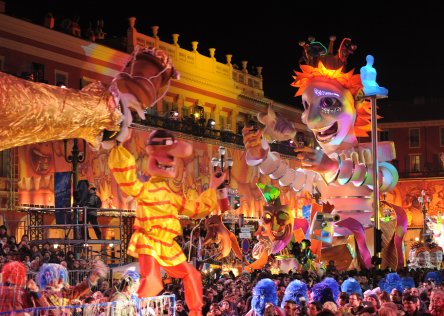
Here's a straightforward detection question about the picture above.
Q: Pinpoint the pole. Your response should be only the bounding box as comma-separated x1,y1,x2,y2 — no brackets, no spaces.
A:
71,139,80,237
63,138,86,259
188,217,205,264
370,95,382,268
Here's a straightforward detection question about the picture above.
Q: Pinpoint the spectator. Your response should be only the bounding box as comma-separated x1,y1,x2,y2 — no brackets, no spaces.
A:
86,186,103,240
348,293,365,315
282,300,299,316
30,244,41,259
401,293,423,316
176,300,189,316
18,235,31,258
7,236,18,251
0,225,7,238
109,273,138,316
208,303,222,316
429,288,444,316
307,301,323,316
363,293,380,313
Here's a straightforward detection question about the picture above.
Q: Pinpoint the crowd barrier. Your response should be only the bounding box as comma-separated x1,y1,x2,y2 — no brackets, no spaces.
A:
0,294,176,316
27,269,112,286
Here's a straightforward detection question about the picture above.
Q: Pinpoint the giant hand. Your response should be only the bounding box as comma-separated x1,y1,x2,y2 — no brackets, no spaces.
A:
0,47,177,151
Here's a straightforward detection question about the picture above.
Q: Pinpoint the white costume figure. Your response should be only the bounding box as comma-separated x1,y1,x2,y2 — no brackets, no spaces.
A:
243,37,398,269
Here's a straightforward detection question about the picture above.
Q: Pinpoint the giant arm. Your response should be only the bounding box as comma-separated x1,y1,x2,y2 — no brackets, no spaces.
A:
0,47,178,151
244,136,398,228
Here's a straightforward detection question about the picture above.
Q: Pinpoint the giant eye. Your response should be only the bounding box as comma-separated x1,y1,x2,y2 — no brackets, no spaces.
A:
320,97,341,109
263,213,273,224
277,211,289,225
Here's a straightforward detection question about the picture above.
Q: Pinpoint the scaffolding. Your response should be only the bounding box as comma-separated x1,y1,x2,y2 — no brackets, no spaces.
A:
26,207,135,265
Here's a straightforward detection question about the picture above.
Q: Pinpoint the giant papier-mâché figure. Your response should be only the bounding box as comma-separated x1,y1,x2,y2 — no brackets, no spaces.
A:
0,45,225,314
108,128,226,316
243,36,399,269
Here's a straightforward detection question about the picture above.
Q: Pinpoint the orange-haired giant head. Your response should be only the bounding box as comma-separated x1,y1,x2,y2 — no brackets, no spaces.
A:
293,36,373,155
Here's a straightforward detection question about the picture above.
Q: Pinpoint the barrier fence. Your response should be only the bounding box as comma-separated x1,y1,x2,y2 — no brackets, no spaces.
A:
0,294,176,316
27,270,103,288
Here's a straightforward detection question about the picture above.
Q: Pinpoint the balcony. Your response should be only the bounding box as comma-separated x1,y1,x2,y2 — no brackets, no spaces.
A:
398,170,444,179
132,113,297,157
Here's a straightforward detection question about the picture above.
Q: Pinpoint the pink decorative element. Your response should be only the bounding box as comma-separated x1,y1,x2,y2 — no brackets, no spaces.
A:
381,201,407,269
294,218,309,235
336,217,372,269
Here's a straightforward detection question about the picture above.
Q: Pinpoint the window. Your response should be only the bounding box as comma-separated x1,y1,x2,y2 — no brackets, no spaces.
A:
219,116,226,130
162,100,170,114
182,107,189,117
409,154,421,172
409,128,420,148
379,130,389,142
440,128,444,147
55,70,68,87
32,62,45,82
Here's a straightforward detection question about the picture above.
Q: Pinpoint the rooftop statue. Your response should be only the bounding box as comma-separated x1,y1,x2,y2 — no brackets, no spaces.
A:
360,54,388,97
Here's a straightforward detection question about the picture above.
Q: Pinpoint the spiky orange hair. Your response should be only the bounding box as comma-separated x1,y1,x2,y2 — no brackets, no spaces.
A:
291,62,377,137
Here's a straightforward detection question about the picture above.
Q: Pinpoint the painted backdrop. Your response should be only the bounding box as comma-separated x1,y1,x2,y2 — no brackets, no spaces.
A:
17,129,305,218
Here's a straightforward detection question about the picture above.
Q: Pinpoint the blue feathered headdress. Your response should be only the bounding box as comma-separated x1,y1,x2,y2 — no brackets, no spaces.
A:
312,282,335,304
36,263,68,289
322,277,340,302
252,278,278,316
340,277,362,296
425,271,442,285
280,279,308,308
401,276,415,290
378,272,403,293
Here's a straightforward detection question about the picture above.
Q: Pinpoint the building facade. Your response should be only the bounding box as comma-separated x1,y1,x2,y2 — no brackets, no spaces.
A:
0,12,309,237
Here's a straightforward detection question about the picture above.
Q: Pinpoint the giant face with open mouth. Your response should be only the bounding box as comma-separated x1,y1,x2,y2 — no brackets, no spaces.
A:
145,129,192,179
301,77,356,154
262,205,293,244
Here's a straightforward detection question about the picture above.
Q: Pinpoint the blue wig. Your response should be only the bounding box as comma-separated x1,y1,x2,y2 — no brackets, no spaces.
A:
281,279,308,308
378,272,403,293
36,263,68,289
322,277,340,302
425,271,442,285
251,278,278,316
340,277,362,296
312,282,335,304
401,276,415,290
124,269,140,283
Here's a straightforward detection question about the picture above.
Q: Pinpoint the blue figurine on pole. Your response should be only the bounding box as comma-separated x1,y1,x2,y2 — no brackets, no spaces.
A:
360,55,388,96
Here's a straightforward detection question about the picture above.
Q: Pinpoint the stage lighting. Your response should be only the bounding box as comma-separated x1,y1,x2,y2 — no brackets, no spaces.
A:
167,110,179,120
207,119,216,129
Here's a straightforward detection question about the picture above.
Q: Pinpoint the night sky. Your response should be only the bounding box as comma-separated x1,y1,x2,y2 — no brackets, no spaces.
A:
6,1,444,120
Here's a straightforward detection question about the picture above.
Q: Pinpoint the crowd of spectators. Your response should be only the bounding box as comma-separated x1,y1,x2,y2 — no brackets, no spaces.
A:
1,223,444,315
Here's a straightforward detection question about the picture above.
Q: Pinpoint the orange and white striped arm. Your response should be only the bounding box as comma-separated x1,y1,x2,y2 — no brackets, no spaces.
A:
108,145,144,197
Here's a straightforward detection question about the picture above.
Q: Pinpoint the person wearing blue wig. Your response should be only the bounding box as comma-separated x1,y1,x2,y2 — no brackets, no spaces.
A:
36,261,108,307
281,279,308,309
425,271,442,285
340,277,362,296
322,277,340,302
311,282,335,305
246,278,282,316
377,272,403,294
